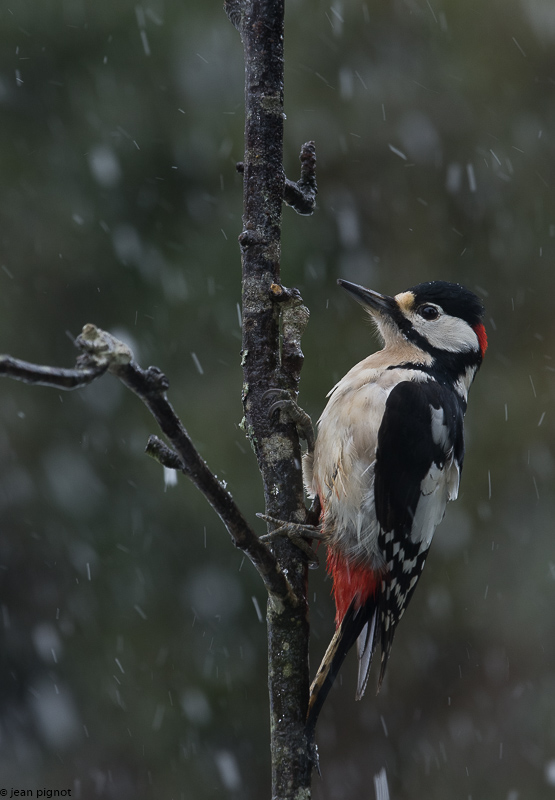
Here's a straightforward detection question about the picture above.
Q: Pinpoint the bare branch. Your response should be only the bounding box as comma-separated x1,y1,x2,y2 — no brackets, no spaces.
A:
122,366,298,601
0,353,107,389
74,325,297,605
284,141,318,216
0,324,296,606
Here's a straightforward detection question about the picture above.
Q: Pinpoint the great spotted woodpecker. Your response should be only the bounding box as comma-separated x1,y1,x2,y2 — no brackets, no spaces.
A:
305,279,487,729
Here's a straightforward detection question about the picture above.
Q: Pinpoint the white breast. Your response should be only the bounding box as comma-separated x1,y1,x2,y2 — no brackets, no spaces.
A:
305,357,431,566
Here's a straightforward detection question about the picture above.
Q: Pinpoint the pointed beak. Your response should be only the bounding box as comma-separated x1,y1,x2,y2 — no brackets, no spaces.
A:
337,280,396,317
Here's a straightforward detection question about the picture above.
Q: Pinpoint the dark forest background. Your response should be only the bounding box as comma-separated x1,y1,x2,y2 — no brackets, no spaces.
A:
0,0,554,798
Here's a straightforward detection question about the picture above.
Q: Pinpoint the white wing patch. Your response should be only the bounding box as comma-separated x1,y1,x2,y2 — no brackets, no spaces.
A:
430,405,450,449
410,403,461,550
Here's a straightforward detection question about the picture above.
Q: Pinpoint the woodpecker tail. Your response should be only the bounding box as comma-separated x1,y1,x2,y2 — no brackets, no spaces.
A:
355,609,378,699
306,599,379,734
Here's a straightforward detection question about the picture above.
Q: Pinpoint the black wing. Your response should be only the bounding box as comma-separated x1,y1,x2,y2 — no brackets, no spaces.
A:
375,379,464,535
370,379,465,686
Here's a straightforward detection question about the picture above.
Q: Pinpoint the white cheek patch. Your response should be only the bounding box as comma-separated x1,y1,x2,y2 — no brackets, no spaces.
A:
410,313,479,353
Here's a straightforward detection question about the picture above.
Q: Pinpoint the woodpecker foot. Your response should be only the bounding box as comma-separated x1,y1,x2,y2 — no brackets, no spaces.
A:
264,389,315,453
307,738,321,776
257,513,323,568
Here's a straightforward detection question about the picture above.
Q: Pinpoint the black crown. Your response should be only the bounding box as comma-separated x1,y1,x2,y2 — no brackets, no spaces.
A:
407,281,484,326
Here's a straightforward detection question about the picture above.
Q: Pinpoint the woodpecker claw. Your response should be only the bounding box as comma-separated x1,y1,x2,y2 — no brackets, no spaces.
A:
306,738,321,776
263,389,315,452
257,513,322,568
267,397,294,416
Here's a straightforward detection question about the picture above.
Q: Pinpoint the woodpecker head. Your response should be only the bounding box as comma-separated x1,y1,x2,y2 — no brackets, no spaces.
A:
338,279,487,384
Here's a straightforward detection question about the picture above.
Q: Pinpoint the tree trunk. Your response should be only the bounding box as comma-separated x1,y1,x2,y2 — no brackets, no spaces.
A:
235,0,313,797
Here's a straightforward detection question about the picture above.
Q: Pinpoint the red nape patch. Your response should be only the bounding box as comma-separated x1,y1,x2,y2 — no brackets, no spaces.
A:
473,322,488,357
326,549,379,627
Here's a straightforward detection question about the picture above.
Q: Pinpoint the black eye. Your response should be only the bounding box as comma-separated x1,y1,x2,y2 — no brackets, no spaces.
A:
418,304,440,321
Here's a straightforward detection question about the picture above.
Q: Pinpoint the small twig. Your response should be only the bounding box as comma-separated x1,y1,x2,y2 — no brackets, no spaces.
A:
145,435,185,471
238,143,317,216
284,141,317,216
0,354,107,389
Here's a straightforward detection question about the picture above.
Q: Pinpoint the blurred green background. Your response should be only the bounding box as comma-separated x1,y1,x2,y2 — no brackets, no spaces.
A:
0,0,554,797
